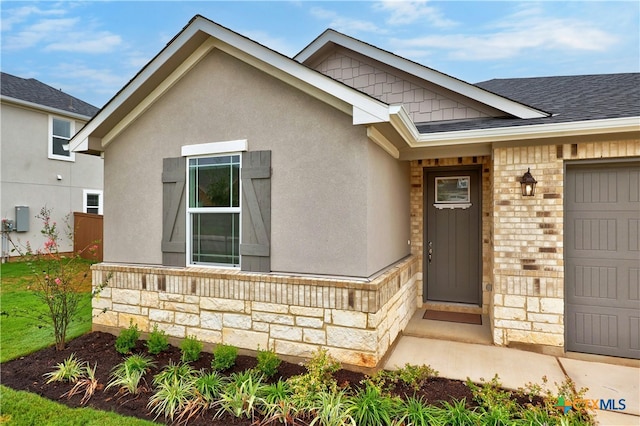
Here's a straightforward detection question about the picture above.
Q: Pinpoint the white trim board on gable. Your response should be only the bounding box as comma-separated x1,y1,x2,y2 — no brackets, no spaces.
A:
294,29,549,120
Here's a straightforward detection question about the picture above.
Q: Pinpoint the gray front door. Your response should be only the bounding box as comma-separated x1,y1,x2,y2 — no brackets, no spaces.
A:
565,162,640,359
424,167,481,305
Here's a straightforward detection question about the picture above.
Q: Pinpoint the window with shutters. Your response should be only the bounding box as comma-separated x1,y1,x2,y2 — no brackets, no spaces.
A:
187,154,240,267
48,116,75,161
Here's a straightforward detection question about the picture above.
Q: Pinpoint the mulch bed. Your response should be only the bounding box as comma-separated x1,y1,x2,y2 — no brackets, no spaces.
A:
1,332,480,425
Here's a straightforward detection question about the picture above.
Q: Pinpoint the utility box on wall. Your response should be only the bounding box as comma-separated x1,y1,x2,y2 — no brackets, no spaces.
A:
15,206,29,232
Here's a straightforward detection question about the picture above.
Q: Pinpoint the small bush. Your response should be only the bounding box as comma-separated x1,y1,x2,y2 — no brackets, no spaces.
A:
145,324,169,355
106,354,155,396
180,335,203,363
43,353,86,383
212,344,238,371
255,346,281,377
349,382,399,426
115,321,140,355
61,363,99,405
148,362,197,422
215,370,265,420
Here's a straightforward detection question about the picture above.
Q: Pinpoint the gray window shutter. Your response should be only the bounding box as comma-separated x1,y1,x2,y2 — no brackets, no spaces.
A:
241,151,271,272
162,157,186,267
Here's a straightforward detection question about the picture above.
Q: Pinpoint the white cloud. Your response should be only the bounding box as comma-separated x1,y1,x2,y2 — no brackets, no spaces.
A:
310,7,386,35
374,0,457,28
0,5,66,31
1,8,122,54
45,31,122,54
52,63,129,107
389,6,618,61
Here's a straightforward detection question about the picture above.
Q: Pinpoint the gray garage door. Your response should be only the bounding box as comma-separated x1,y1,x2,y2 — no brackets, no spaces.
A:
565,162,640,359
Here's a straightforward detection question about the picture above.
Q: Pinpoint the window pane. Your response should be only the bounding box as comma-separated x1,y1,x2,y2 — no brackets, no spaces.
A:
53,118,71,138
52,137,70,156
189,155,240,208
87,207,99,214
86,193,100,207
191,212,239,266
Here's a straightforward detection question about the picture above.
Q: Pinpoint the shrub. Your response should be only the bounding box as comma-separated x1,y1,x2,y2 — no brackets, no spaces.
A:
10,207,108,351
255,346,281,377
288,348,341,403
152,361,195,387
114,320,140,355
106,354,155,396
180,335,203,363
377,363,439,392
178,370,228,424
211,344,238,371
307,390,355,426
148,362,197,422
440,399,481,425
145,324,169,355
61,362,99,405
348,382,399,426
396,395,445,426
215,370,265,420
43,353,86,383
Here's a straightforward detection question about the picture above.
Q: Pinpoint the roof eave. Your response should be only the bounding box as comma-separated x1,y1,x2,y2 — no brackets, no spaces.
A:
69,16,390,154
412,116,640,147
295,30,549,120
1,95,94,121
390,115,640,160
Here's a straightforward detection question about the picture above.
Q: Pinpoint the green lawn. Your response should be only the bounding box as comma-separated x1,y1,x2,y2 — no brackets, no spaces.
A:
0,385,156,426
0,262,155,426
1,261,92,363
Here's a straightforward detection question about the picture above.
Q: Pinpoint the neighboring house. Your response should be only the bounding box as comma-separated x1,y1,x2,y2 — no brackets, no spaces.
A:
1,72,103,259
70,16,639,367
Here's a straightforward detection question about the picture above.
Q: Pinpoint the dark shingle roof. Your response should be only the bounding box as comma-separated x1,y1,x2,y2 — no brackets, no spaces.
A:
417,73,640,134
1,72,99,118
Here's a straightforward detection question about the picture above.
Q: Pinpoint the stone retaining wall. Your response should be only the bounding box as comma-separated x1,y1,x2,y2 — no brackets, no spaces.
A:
92,255,419,369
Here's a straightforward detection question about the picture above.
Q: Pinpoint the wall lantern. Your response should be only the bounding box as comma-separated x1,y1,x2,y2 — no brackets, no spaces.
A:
520,168,537,196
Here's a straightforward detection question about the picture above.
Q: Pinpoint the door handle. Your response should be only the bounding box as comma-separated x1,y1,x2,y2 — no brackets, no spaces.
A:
428,241,433,263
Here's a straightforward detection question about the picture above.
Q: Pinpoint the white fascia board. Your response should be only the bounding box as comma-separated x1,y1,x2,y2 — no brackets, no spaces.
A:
196,20,390,124
69,21,207,153
101,38,217,147
1,95,93,121
295,31,548,120
69,18,390,153
412,116,640,147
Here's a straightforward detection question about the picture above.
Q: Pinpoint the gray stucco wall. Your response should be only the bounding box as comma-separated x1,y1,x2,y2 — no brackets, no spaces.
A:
0,103,103,254
104,49,409,277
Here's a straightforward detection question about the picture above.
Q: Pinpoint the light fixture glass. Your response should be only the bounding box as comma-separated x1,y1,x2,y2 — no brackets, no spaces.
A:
520,168,537,196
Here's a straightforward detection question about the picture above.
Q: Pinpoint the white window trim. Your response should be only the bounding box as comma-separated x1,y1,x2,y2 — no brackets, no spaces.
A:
181,139,247,157
181,139,248,270
48,115,76,161
83,189,103,215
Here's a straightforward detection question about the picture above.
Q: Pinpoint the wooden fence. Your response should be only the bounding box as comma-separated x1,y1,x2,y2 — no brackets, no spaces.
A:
73,212,103,261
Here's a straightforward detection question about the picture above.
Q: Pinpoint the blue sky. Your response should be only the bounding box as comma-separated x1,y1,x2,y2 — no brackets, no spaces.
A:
2,1,638,108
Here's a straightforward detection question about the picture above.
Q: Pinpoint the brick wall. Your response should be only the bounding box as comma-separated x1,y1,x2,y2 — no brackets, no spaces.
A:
492,140,640,348
92,255,418,369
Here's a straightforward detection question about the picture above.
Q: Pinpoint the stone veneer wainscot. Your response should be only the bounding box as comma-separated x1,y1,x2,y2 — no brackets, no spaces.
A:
92,255,418,369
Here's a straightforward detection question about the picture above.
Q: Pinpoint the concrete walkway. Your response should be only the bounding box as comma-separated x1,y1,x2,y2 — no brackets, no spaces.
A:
385,336,640,425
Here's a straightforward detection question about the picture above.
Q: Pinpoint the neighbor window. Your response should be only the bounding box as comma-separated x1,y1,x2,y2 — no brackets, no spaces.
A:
83,189,103,215
187,155,240,266
49,116,75,161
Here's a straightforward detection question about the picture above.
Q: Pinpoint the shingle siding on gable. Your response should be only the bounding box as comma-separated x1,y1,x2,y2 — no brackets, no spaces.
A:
314,52,490,123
